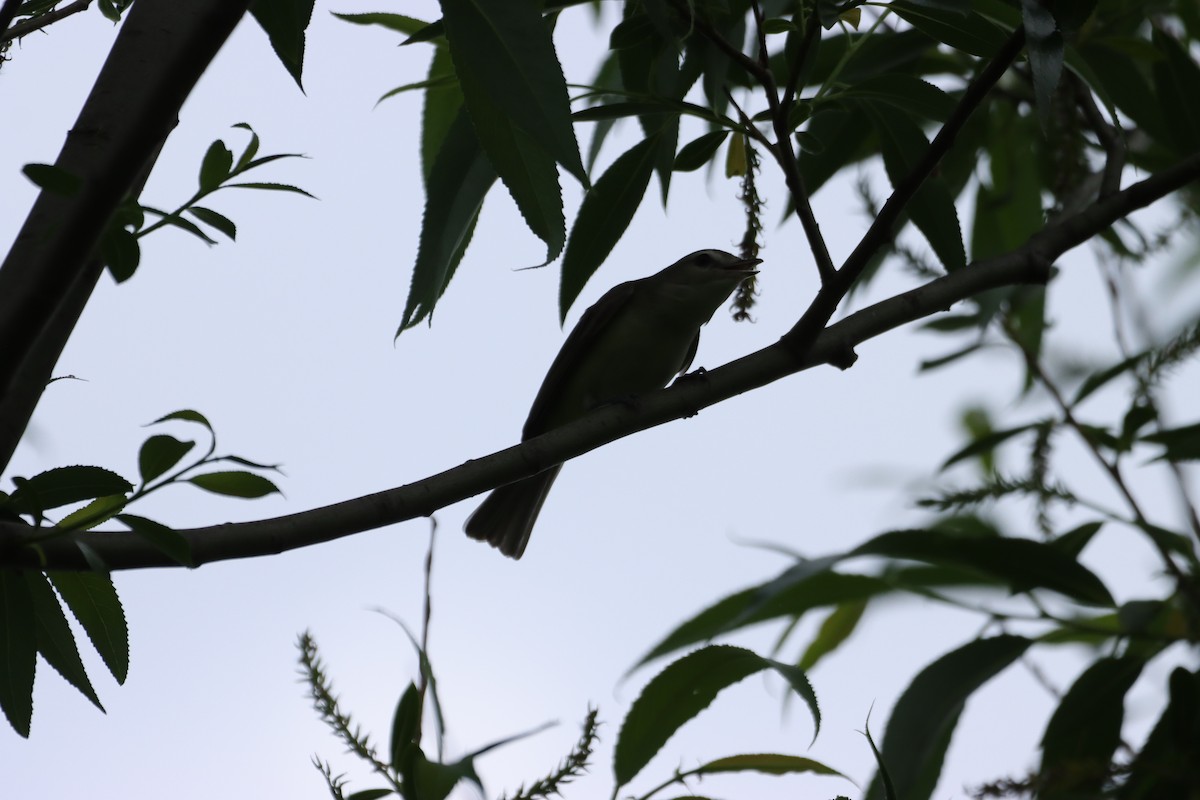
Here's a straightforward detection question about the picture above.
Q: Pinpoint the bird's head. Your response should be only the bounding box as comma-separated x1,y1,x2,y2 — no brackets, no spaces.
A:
661,249,761,287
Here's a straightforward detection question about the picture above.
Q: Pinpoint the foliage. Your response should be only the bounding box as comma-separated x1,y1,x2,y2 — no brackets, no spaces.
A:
2,0,1200,798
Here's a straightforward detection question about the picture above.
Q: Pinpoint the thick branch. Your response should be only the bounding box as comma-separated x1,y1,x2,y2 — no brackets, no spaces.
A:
0,0,250,472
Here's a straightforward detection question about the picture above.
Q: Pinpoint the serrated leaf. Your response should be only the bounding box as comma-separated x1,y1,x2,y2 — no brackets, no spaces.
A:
838,75,955,122
118,514,193,567
249,0,315,90
866,636,1031,800
24,571,102,711
0,570,37,737
46,571,128,684
138,434,196,484
1072,352,1147,405
941,424,1037,470
189,471,280,498
400,107,495,332
331,11,429,35
3,466,132,517
441,0,585,184
673,130,729,172
226,181,316,198
698,753,848,779
615,645,819,787
22,163,83,196
559,134,659,321
797,600,868,672
187,207,237,241
1040,656,1145,798
421,45,462,184
854,530,1114,606
198,140,234,193
57,495,127,532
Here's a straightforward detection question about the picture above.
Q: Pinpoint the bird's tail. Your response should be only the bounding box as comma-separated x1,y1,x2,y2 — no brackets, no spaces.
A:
464,466,562,559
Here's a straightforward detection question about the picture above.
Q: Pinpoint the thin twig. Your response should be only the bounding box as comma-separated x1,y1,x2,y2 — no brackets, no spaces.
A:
2,0,91,43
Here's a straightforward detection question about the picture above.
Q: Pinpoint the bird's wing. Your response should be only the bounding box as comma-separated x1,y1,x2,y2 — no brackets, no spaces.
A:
678,331,701,376
522,278,640,439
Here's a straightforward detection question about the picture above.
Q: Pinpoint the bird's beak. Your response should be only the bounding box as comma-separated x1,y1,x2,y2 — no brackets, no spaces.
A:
725,257,762,275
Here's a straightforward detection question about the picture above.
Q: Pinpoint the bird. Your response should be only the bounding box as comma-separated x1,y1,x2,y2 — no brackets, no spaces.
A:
464,249,761,559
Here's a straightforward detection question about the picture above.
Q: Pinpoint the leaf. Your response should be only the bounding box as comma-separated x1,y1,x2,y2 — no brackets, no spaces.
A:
150,408,214,432
440,0,586,184
559,134,659,321
390,682,421,766
22,163,83,195
226,181,316,198
1151,29,1200,156
697,753,849,780
797,600,868,672
1121,667,1200,800
57,494,127,532
866,636,1032,800
118,515,193,568
187,207,237,241
249,0,315,90
47,571,128,684
862,102,965,271
1021,0,1064,131
231,122,261,172
331,12,429,36
0,570,37,737
1142,421,1200,463
399,107,495,332
100,225,141,283
940,424,1037,470
673,130,729,172
838,75,955,122
890,2,1007,57
189,471,280,499
138,434,196,484
854,530,1115,606
614,645,819,788
456,54,565,265
421,46,463,184
1040,656,1145,799
198,140,234,193
3,466,132,517
24,571,103,711
1072,352,1147,406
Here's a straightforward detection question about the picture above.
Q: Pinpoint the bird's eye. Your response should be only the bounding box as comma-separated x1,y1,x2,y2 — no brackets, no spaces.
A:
694,253,714,267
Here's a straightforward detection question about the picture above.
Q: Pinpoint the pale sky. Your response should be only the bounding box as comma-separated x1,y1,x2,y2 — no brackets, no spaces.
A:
3,5,1196,799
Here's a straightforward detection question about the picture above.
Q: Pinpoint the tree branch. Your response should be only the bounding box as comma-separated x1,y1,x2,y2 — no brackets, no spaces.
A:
1,0,90,43
8,148,1197,572
0,0,250,472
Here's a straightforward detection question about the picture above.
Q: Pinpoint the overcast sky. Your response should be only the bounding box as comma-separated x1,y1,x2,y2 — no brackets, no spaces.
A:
3,5,1198,799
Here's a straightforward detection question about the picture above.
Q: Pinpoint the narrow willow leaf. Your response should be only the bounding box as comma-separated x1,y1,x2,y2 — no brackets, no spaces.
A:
47,571,128,684
866,636,1031,800
0,570,37,737
890,2,1007,57
189,471,280,499
940,424,1037,470
615,645,819,788
187,207,237,241
837,75,955,122
57,494,127,532
559,135,658,321
331,11,429,35
24,571,103,711
249,0,315,90
441,0,585,183
1021,0,1063,131
1142,421,1200,462
673,130,729,172
797,600,868,672
697,753,849,780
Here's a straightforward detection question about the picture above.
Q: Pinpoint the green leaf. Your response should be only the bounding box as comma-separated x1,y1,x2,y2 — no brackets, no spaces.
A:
46,571,128,684
57,494,127,532
399,107,495,332
4,466,132,517
1151,29,1200,156
150,408,214,432
866,636,1032,800
890,2,1007,57
797,600,868,672
0,570,37,737
1121,667,1200,800
1072,352,1147,406
673,130,729,172
231,122,261,172
118,514,193,568
100,225,141,283
22,163,82,196
456,53,565,265
198,140,234,193
559,134,659,321
1142,421,1200,463
1021,0,1064,131
187,207,237,241
138,434,196,484
188,471,280,499
941,424,1037,470
331,12,429,35
24,571,103,711
614,645,819,788
421,46,463,184
838,75,956,122
390,682,421,766
863,103,966,271
854,530,1114,606
441,0,586,184
226,181,316,198
697,753,848,779
249,0,315,90
1040,656,1145,798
